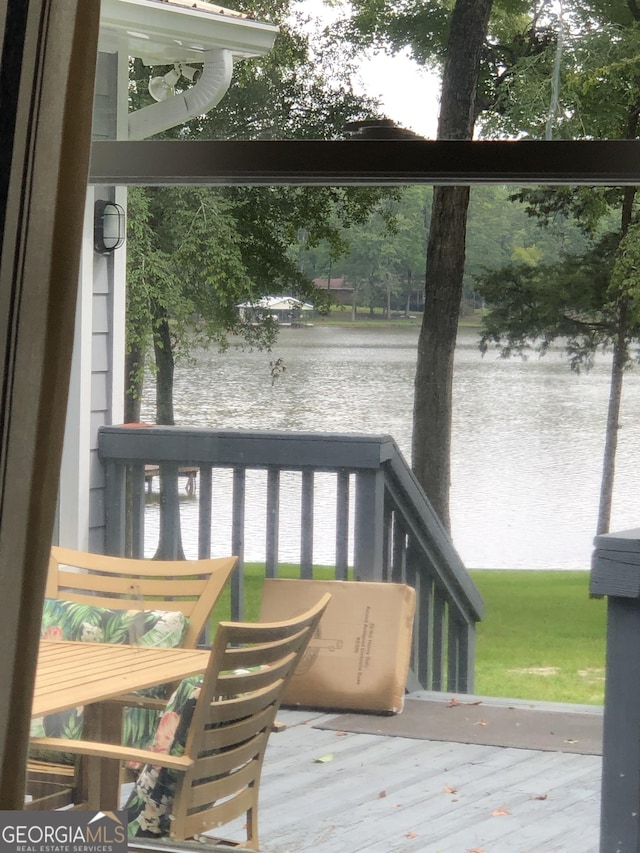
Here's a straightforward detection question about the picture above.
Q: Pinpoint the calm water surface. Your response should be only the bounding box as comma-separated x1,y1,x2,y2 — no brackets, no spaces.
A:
141,325,640,570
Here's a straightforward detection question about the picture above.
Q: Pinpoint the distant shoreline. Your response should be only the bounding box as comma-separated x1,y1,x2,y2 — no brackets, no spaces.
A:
314,309,483,329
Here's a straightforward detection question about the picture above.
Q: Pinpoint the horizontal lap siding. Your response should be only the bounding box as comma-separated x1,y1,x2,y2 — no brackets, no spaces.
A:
85,49,122,554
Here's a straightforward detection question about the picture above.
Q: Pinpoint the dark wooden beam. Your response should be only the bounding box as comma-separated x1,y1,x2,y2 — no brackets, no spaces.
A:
90,139,640,185
0,0,100,809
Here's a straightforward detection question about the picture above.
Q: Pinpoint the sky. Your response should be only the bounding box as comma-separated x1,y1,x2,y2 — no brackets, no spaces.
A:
356,49,441,138
297,0,442,139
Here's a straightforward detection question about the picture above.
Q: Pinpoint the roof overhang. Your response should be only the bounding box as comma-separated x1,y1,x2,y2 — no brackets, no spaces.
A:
99,0,278,65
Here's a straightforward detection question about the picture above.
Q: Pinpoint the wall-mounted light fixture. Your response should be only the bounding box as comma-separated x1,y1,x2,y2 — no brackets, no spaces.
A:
148,63,202,102
94,199,125,254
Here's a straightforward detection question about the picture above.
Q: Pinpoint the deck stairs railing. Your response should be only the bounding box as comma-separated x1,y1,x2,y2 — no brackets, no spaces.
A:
98,425,484,693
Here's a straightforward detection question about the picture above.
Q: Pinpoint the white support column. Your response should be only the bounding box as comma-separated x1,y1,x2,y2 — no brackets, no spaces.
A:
57,192,95,550
110,182,127,426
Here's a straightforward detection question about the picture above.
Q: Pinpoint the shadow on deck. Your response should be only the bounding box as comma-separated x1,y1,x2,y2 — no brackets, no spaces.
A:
129,693,603,853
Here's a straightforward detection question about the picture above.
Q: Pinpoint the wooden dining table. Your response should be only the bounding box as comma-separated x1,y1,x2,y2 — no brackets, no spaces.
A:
30,640,210,808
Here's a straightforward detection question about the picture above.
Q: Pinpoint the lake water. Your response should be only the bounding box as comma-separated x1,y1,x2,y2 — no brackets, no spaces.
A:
140,324,640,570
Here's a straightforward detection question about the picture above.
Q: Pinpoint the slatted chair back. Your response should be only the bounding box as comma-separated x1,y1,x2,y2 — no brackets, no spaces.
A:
169,592,331,847
47,546,238,649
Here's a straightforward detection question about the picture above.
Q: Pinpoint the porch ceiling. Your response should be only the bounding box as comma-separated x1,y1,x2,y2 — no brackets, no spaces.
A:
99,0,278,65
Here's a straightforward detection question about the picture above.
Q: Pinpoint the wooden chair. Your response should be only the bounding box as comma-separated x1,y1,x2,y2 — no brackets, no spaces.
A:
27,547,238,810
30,593,331,849
46,546,238,649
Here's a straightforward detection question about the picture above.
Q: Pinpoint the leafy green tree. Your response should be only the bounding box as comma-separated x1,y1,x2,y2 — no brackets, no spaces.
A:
412,0,495,533
126,0,387,425
125,0,393,559
127,183,386,420
126,187,258,425
340,0,640,536
340,0,540,530
463,185,590,304
321,187,431,317
477,0,640,535
477,225,640,535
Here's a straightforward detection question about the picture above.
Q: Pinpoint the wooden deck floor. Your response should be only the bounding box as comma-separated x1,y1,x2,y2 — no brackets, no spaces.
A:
208,694,603,853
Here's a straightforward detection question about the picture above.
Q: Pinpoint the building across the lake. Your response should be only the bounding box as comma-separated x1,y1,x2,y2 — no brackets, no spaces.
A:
312,276,353,306
237,295,314,325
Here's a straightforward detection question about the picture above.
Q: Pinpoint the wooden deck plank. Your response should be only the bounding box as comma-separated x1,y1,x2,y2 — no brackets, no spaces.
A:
205,706,602,853
406,755,600,852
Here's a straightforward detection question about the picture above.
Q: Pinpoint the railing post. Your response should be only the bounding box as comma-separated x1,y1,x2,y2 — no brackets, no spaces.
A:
265,469,280,578
231,468,245,621
198,467,212,560
300,470,314,579
354,469,385,581
129,464,146,558
104,460,126,556
335,471,350,581
157,463,181,560
591,529,640,853
448,613,475,693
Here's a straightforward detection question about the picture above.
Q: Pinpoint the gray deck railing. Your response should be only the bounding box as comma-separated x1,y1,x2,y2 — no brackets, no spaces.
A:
591,528,640,852
98,425,484,693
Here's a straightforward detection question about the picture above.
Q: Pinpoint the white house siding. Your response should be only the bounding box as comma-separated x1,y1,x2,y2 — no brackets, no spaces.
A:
58,49,127,552
58,5,276,553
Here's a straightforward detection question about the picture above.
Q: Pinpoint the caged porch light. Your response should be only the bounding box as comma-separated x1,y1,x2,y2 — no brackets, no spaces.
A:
94,199,126,254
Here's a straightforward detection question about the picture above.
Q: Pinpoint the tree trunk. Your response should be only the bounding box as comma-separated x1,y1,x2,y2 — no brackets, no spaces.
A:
596,183,636,534
597,315,627,535
124,343,144,424
412,0,494,532
413,186,470,530
152,299,175,426
151,298,185,559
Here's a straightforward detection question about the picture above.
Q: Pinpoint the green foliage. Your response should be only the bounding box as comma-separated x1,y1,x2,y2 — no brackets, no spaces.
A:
476,230,634,370
510,186,621,236
481,3,640,140
133,6,379,142
300,185,591,314
126,187,259,371
343,0,531,69
126,0,393,421
127,184,391,377
609,220,640,321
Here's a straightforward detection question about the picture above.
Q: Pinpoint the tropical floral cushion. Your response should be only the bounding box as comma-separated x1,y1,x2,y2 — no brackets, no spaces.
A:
40,598,189,647
31,599,190,762
125,676,202,838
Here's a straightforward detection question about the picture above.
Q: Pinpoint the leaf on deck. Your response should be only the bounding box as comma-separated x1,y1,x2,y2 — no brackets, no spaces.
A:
312,753,334,763
447,697,483,708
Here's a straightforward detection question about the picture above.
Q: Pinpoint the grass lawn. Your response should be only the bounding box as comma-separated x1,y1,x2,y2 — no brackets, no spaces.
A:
470,570,606,705
211,566,606,706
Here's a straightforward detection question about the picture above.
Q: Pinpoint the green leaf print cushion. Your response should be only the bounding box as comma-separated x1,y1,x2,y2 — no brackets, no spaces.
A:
31,599,190,762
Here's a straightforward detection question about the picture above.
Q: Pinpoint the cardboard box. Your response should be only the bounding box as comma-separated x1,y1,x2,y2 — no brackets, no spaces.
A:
259,578,415,714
